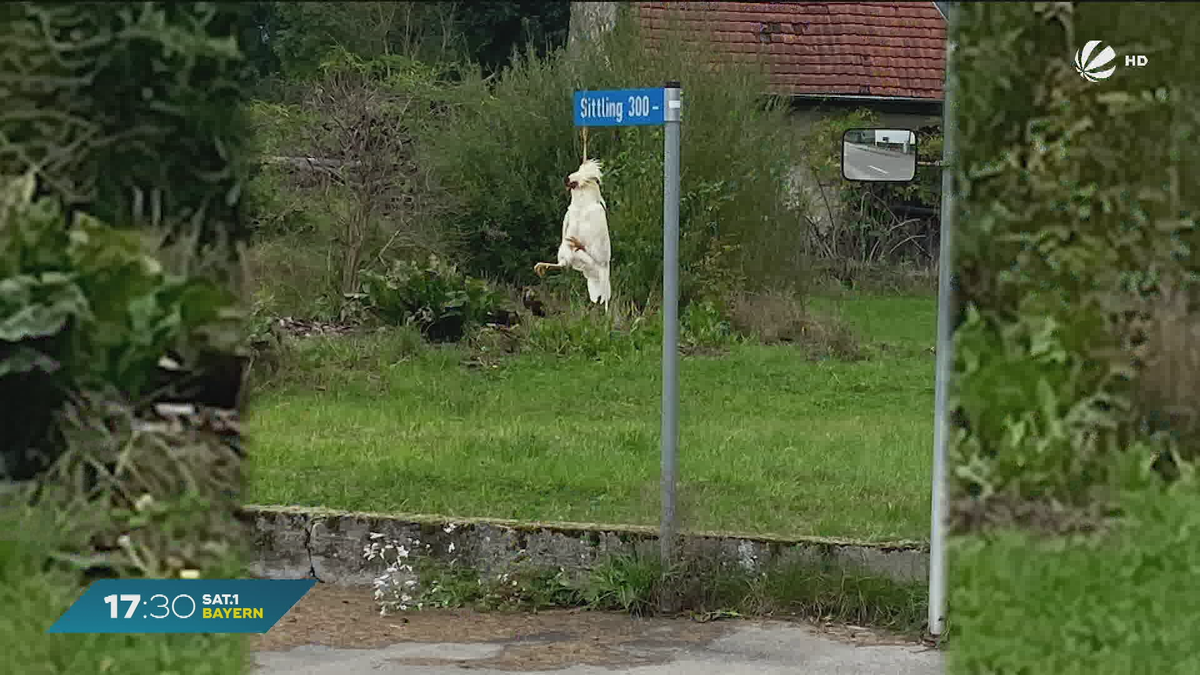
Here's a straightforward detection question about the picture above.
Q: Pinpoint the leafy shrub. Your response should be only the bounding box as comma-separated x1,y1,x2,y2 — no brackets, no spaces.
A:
359,254,506,342
0,2,257,264
0,176,248,580
0,7,256,675
0,175,244,480
1,6,257,672
241,50,458,313
680,299,737,354
0,182,252,669
950,1,1200,529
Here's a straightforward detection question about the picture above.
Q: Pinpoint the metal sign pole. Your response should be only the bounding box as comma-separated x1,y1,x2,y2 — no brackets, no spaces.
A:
660,81,682,580
928,1,959,639
570,82,681,608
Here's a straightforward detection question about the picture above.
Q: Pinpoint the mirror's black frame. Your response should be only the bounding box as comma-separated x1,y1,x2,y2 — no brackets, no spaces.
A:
840,128,919,183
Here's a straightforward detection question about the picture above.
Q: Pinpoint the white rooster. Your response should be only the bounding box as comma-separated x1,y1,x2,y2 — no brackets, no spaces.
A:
533,159,611,311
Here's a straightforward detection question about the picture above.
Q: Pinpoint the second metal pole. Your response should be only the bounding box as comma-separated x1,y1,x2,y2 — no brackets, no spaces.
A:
928,1,959,638
660,81,682,590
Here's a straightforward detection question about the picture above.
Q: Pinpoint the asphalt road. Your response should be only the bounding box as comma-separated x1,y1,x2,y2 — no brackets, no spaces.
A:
842,143,916,181
254,619,941,675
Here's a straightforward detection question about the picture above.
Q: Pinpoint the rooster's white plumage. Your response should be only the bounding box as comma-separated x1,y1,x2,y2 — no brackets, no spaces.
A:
533,159,611,310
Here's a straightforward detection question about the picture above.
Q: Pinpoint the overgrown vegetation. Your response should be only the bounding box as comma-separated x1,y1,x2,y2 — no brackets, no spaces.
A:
0,2,255,266
949,0,1200,532
237,6,944,391
241,8,917,322
358,254,507,342
422,10,807,308
1,2,255,672
364,534,926,633
236,6,936,397
582,550,925,631
947,1,1200,672
0,178,245,476
251,1,569,82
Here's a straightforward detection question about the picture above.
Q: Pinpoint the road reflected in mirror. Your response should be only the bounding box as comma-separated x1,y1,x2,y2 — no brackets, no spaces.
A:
842,128,918,182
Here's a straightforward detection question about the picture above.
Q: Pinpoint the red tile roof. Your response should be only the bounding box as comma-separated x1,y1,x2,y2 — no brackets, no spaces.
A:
634,2,946,100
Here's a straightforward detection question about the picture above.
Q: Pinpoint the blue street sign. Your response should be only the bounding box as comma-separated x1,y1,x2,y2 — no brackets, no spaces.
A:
574,88,666,127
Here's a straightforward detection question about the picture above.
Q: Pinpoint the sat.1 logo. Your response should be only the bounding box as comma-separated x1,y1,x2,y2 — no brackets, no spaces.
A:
1074,40,1149,82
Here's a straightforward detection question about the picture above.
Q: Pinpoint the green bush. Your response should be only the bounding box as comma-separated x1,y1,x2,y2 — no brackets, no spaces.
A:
0,177,251,671
0,174,248,577
0,2,257,262
420,7,806,307
680,299,737,354
241,50,460,311
359,254,506,342
0,175,244,479
950,1,1200,524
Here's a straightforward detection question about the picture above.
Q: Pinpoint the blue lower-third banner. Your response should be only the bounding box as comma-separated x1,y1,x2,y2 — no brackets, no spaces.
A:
46,578,316,633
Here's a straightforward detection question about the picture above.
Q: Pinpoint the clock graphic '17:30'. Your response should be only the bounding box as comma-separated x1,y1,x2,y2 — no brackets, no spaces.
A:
104,593,197,619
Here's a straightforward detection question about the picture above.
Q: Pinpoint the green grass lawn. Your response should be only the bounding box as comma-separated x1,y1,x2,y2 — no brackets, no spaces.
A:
948,486,1200,674
244,293,936,542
